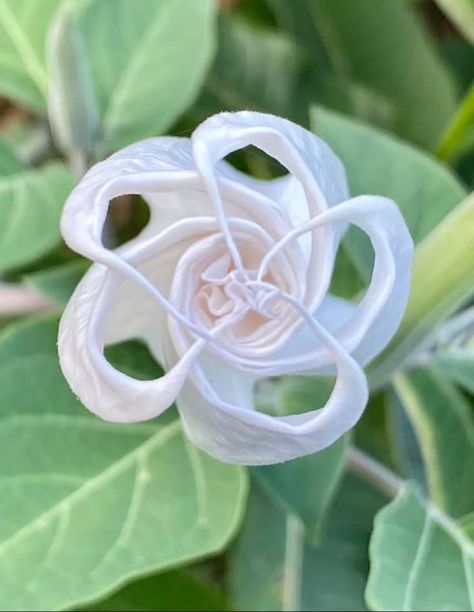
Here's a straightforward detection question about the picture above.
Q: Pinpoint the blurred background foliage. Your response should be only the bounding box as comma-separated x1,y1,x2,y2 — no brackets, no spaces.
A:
0,0,473,610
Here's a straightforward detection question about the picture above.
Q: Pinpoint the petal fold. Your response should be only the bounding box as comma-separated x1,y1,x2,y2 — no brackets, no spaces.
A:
192,111,350,308
58,264,203,423
175,313,367,465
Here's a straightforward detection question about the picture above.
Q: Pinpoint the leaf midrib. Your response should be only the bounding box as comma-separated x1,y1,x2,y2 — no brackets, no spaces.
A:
0,0,48,94
0,419,181,558
101,1,174,137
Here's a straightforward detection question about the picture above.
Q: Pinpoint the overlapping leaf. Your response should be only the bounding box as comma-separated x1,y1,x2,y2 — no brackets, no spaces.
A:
79,569,229,612
0,317,247,611
0,140,73,273
74,0,217,155
394,368,474,518
367,484,474,611
0,0,62,111
231,475,385,611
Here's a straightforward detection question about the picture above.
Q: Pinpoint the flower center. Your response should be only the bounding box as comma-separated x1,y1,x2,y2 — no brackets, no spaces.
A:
169,226,303,360
196,257,283,338
199,268,280,315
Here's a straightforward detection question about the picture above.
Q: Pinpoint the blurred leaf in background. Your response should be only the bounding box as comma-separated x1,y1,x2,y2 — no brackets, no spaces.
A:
0,0,61,112
0,138,72,273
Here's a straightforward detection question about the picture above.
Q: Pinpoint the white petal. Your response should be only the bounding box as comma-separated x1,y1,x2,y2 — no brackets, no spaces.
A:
61,134,299,274
175,314,367,465
213,195,413,376
193,111,349,207
216,167,314,262
60,134,305,372
192,111,349,308
58,263,206,423
307,195,414,369
61,137,196,260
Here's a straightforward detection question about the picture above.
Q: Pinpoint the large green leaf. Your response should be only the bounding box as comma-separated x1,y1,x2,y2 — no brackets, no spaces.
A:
79,569,229,612
255,436,348,541
0,317,247,611
252,376,349,540
0,144,73,273
394,368,474,518
230,474,386,611
367,484,474,611
74,0,216,156
254,375,347,539
270,0,458,147
47,1,100,176
0,0,62,111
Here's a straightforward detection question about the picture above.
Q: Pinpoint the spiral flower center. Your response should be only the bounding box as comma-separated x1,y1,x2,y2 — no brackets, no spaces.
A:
168,224,304,361
195,253,284,339
199,266,281,316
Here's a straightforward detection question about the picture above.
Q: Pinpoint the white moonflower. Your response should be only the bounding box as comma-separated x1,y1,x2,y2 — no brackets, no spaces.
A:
58,111,413,465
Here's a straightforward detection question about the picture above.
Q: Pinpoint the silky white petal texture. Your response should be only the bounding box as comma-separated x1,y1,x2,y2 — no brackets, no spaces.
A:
58,264,200,423
174,296,368,465
191,111,349,310
58,110,413,465
258,195,414,377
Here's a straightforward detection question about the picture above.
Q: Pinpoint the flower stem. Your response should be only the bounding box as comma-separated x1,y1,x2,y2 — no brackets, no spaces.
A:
347,447,403,498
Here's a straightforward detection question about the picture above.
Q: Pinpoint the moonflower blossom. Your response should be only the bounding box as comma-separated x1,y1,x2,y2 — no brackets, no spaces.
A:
58,111,413,465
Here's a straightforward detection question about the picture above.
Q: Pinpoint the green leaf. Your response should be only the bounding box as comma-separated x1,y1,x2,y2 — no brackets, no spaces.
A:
25,260,89,309
47,1,100,175
255,437,348,540
370,192,474,387
230,474,386,611
434,348,474,395
393,368,474,518
0,152,73,273
0,138,24,173
320,77,397,134
271,0,458,147
311,106,467,277
367,484,474,611
435,0,474,45
78,569,229,612
0,0,62,111
197,15,304,123
105,339,164,382
352,393,396,472
254,376,347,539
75,0,216,155
0,317,247,611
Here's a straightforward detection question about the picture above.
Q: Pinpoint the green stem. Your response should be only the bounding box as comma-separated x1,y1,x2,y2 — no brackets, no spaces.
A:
347,447,403,499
